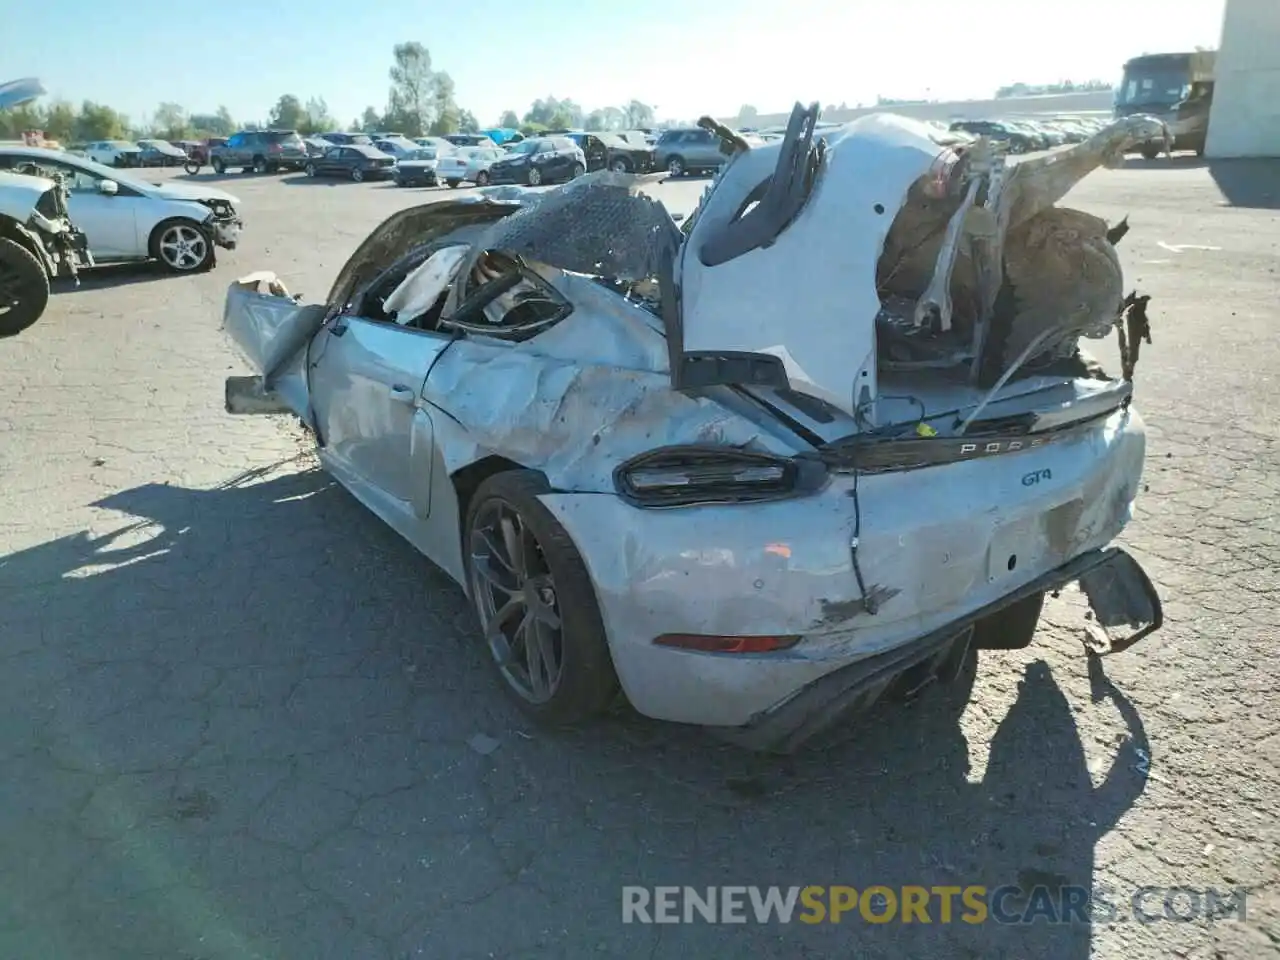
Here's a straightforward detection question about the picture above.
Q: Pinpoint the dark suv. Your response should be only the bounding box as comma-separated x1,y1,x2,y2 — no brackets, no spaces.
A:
211,130,309,174
485,136,587,186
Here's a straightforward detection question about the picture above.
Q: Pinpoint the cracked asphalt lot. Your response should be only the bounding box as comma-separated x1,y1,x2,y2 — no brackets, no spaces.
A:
1,159,1277,959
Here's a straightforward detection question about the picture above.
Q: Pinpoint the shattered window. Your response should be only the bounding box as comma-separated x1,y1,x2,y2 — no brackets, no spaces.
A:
461,173,684,283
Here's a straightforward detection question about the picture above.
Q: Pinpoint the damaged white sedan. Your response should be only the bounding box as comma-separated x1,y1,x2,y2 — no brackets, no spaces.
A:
221,104,1165,752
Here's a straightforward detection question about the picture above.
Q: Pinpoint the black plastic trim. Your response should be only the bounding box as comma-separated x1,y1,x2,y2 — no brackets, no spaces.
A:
676,351,790,391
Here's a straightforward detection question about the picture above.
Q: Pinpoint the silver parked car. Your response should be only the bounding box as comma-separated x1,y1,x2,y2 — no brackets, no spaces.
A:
653,126,731,176
435,145,506,187
219,106,1165,752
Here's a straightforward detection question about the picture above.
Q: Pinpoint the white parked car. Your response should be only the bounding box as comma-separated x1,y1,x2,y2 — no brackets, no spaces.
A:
218,108,1167,752
436,145,506,187
0,146,243,273
83,140,143,168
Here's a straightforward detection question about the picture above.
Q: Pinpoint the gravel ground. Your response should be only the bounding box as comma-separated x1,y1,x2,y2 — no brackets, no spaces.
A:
0,157,1276,960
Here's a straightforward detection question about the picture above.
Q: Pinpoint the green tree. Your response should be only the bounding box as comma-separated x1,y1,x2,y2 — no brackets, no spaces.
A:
523,97,583,128
427,72,460,135
43,100,77,142
498,109,519,128
76,101,128,140
387,41,438,136
360,106,382,132
268,94,306,129
153,102,189,140
457,109,479,133
190,106,235,136
738,104,759,125
0,104,46,139
302,97,334,134
622,100,655,129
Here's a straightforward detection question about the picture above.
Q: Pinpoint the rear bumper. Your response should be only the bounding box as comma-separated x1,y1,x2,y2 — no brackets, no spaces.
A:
713,547,1161,753
538,405,1150,733
394,169,438,185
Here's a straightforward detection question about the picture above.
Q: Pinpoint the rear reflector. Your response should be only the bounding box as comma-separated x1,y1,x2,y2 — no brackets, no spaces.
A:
654,634,801,654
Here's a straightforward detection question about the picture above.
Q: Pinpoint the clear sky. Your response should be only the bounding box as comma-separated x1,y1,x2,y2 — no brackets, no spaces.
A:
2,0,1226,127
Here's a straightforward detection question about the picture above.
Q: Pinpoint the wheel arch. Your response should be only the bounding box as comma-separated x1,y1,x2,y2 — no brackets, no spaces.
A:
0,215,48,267
450,455,546,539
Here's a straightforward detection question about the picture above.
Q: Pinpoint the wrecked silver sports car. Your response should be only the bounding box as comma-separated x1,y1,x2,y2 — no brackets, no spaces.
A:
221,104,1165,753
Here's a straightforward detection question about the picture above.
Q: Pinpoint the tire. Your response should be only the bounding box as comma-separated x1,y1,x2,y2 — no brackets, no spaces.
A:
305,162,316,177
526,166,542,186
464,470,619,725
1140,145,1161,161
351,166,364,182
252,156,268,174
446,179,461,188
666,155,685,177
149,218,214,274
610,157,631,173
570,162,585,179
184,160,201,175
0,237,51,338
475,170,490,187
211,157,226,175
971,591,1045,650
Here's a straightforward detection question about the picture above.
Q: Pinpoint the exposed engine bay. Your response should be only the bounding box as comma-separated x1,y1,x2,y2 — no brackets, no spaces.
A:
2,161,91,284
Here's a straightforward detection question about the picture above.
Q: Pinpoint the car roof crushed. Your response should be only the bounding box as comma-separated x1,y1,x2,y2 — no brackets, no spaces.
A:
456,170,683,286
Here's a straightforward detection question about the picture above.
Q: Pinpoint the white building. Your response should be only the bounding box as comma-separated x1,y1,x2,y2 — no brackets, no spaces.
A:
1206,0,1280,158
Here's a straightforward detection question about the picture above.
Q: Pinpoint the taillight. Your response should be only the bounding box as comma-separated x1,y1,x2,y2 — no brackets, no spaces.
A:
613,445,825,507
269,143,282,153
654,634,801,654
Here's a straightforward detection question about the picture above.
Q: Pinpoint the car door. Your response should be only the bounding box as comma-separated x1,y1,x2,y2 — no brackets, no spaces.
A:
53,159,142,259
582,135,607,171
688,129,719,168
308,315,454,521
548,139,574,179
317,147,340,175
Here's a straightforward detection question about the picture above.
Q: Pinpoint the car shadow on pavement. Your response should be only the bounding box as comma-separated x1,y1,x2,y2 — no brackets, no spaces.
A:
178,171,260,184
1207,158,1280,209
1121,155,1280,209
56,262,195,293
278,175,393,187
0,460,1150,959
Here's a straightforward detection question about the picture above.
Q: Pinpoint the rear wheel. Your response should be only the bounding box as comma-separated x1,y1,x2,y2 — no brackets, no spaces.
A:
351,166,364,182
666,155,685,177
526,166,542,186
211,157,226,175
0,237,50,338
464,470,619,724
570,162,585,179
475,170,490,186
251,156,267,174
610,157,631,173
305,162,316,177
446,179,461,188
183,159,201,175
1140,144,1161,160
